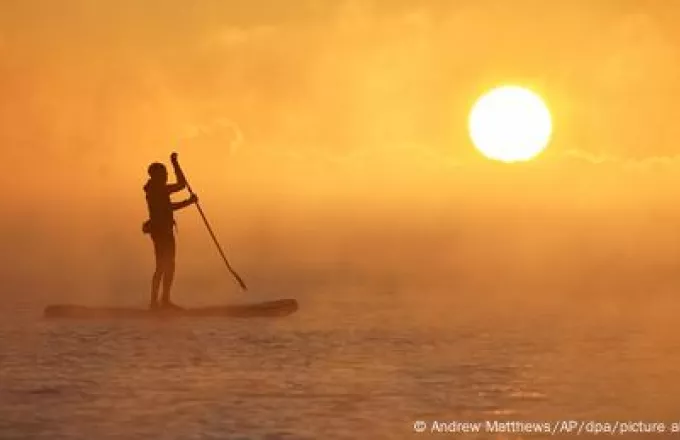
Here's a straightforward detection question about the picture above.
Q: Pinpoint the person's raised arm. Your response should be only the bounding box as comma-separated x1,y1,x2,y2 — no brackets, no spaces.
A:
167,152,187,193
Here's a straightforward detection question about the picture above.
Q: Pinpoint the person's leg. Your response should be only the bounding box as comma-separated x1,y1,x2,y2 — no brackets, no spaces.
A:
160,233,176,305
150,235,164,308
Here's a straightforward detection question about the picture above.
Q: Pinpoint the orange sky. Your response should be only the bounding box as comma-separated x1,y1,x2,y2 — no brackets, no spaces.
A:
2,1,680,304
2,1,680,187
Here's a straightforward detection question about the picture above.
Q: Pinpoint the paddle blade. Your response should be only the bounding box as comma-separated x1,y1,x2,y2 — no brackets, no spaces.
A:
232,270,248,291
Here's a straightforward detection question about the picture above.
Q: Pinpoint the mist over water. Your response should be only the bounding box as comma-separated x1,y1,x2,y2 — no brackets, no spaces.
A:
2,243,680,440
3,1,680,438
3,178,680,439
4,169,680,309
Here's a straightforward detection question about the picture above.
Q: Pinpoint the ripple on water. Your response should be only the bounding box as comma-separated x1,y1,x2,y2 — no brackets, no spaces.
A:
2,299,680,439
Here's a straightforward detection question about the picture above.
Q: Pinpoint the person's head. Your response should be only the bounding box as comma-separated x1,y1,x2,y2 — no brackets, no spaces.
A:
147,162,168,183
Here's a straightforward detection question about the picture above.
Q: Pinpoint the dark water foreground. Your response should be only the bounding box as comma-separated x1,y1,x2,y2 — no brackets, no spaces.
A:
1,292,679,440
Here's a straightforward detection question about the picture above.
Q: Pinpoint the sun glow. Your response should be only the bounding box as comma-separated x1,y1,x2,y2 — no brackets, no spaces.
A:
469,85,552,163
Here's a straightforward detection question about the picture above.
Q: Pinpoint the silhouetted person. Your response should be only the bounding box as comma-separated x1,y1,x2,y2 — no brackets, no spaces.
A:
143,152,197,309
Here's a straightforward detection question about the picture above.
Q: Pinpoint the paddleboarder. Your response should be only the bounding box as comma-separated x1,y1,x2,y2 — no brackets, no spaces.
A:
143,152,197,309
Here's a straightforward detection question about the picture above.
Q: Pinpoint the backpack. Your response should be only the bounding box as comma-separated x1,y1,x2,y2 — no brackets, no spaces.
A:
141,219,177,234
142,219,152,234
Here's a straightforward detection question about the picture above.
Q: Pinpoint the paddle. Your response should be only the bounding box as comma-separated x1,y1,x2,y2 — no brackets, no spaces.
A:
176,156,248,291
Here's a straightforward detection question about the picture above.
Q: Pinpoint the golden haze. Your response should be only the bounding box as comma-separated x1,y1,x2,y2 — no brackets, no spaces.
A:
1,1,680,308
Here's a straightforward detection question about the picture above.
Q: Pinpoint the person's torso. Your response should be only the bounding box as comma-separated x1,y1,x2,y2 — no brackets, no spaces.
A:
145,185,174,231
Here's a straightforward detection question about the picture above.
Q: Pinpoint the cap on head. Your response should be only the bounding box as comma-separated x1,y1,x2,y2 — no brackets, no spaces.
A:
147,162,167,180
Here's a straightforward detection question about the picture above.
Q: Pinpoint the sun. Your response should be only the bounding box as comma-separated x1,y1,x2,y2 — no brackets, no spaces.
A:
468,85,552,163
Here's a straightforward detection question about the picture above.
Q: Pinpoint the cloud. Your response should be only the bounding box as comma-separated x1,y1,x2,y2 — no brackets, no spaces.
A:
211,25,278,47
563,149,621,165
562,148,680,174
595,12,680,91
622,154,680,173
182,118,244,154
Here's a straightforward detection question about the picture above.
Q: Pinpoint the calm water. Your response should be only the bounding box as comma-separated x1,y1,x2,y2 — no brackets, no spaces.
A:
2,293,680,440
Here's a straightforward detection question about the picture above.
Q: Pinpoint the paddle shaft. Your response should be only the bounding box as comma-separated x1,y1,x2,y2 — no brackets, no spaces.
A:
183,175,248,291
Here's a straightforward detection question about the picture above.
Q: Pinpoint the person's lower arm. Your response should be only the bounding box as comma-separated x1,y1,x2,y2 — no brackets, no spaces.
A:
172,194,197,210
172,200,191,210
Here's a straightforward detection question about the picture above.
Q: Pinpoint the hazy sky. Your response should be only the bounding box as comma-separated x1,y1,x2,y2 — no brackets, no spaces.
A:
3,0,680,189
2,1,680,303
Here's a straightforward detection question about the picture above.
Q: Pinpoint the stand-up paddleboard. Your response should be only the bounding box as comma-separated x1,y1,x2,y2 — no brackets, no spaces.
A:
44,299,298,319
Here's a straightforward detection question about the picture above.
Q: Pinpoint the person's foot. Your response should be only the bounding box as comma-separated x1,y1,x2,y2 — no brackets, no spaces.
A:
149,300,160,310
160,301,184,311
